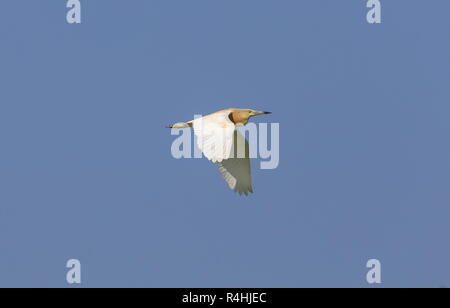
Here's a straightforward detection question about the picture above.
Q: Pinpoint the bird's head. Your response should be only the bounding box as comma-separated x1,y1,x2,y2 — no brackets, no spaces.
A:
229,109,271,126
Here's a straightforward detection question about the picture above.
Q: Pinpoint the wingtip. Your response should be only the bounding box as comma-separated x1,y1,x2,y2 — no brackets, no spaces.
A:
235,188,254,196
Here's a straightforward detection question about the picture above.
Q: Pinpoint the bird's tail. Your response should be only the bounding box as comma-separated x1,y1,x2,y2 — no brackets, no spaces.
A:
166,121,192,128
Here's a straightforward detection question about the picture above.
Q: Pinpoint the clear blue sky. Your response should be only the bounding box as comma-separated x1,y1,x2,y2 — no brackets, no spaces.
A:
1,0,449,287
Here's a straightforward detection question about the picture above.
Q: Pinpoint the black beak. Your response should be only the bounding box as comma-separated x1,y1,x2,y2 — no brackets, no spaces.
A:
263,111,272,114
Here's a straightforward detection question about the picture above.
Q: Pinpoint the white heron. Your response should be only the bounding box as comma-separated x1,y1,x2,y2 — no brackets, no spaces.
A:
167,108,271,195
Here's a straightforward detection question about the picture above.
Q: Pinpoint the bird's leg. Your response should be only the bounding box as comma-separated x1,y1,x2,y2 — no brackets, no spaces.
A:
166,122,192,128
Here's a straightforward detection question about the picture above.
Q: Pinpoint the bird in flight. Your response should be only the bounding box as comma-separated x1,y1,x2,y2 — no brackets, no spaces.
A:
167,108,271,195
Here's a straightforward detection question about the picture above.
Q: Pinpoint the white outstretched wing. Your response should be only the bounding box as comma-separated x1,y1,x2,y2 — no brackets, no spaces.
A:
216,130,253,195
192,112,236,163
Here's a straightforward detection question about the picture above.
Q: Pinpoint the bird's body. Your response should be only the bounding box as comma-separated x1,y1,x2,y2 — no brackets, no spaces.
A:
167,108,255,128
167,108,271,195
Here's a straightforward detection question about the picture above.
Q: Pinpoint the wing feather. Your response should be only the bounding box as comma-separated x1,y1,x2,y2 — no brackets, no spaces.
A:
192,112,253,195
192,112,236,163
216,130,253,195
